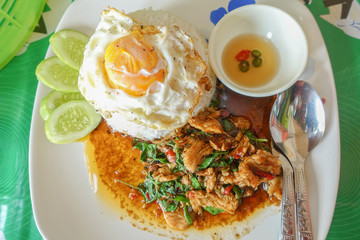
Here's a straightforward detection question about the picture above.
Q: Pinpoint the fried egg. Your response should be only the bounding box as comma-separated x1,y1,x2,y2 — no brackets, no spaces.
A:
78,8,216,140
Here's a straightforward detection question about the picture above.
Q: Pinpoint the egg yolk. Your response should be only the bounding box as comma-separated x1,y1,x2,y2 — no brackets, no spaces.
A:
104,30,166,96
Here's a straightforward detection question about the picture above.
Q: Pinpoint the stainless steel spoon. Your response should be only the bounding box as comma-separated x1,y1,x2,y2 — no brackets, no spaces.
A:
270,80,325,240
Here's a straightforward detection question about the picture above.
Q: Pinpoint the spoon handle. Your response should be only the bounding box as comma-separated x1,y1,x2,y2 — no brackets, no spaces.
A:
280,164,296,240
294,165,313,240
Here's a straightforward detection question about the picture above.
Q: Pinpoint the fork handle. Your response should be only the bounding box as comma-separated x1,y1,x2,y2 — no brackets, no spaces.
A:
294,165,313,240
280,166,296,240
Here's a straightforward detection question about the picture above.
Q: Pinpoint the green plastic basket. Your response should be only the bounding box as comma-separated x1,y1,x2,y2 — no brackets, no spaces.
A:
0,0,46,70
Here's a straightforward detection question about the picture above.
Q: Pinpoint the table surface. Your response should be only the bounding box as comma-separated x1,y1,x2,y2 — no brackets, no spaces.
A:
0,0,359,239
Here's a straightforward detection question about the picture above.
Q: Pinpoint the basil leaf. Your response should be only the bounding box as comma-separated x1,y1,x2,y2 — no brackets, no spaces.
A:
197,151,227,171
221,118,236,132
174,195,190,203
243,129,270,151
183,205,193,225
159,181,176,196
139,172,162,203
134,142,149,162
134,141,168,163
166,202,179,212
191,176,202,190
136,183,148,200
233,185,244,204
148,144,168,163
173,146,187,173
231,167,239,172
174,178,190,192
209,98,220,107
147,144,158,158
210,156,233,168
134,141,148,151
115,179,148,201
186,128,211,137
132,138,140,146
135,172,192,204
158,200,179,212
166,140,176,148
203,206,224,215
197,156,214,170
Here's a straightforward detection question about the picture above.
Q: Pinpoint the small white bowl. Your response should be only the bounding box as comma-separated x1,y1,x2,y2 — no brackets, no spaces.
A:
208,4,308,97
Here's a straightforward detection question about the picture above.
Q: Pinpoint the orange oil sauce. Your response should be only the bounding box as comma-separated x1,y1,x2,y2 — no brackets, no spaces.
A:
222,34,280,88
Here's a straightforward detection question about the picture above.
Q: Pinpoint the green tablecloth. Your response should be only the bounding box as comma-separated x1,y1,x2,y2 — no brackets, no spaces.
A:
0,0,359,239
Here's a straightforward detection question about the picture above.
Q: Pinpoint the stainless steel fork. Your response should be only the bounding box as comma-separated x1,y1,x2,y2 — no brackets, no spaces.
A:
272,142,296,240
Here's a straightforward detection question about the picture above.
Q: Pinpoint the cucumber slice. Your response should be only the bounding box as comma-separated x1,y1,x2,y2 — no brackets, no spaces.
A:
40,90,85,120
36,56,80,92
45,100,101,144
50,29,89,70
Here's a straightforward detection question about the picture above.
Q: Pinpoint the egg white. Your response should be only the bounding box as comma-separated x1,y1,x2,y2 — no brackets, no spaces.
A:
78,8,216,140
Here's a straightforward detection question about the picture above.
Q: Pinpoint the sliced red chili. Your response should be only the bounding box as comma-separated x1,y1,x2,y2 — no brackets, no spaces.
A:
224,185,233,195
232,146,245,159
189,191,195,199
166,149,175,157
146,192,150,200
166,149,176,163
235,50,251,61
253,168,275,180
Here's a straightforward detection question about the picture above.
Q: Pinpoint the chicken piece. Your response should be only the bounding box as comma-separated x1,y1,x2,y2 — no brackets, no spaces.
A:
196,167,216,193
146,164,160,172
220,164,260,189
188,115,224,134
235,131,244,141
209,135,236,151
152,165,183,182
220,149,281,190
173,135,190,149
160,205,196,230
182,139,213,172
199,107,221,118
242,187,255,198
265,176,282,200
181,174,191,186
228,116,251,130
230,135,255,159
187,190,239,214
243,150,282,176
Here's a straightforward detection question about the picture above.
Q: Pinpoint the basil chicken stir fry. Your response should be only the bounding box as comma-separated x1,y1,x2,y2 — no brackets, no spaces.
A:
118,107,282,230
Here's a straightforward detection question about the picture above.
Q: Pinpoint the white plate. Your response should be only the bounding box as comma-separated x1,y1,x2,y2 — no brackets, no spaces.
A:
29,0,340,239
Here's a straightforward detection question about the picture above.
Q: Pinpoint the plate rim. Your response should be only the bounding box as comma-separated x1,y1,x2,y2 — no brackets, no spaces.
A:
29,0,340,239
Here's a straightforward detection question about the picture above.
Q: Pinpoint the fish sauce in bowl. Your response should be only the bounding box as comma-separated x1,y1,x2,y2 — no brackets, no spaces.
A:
222,34,280,88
